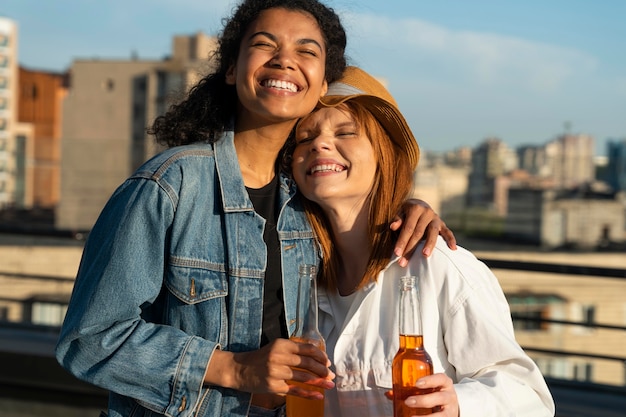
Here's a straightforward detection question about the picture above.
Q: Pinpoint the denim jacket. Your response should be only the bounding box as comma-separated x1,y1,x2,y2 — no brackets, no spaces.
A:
56,131,319,417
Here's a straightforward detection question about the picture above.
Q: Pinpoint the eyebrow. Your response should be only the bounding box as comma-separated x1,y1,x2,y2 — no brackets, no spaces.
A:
249,31,324,51
335,121,357,129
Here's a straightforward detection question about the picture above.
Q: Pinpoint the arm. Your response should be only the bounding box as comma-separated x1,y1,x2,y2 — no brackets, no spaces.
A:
56,178,212,416
390,198,457,265
204,339,334,399
57,176,333,413
405,245,555,417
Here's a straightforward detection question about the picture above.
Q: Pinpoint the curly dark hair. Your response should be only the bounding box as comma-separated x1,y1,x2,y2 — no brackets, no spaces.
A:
148,0,347,147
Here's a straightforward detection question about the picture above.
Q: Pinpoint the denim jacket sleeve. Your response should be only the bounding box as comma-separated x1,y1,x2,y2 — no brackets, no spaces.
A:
55,173,215,416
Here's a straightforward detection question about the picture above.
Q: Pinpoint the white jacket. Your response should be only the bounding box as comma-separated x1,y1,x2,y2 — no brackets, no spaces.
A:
318,237,555,417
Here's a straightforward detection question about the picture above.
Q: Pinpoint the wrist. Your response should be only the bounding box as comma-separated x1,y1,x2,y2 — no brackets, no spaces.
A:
204,349,238,389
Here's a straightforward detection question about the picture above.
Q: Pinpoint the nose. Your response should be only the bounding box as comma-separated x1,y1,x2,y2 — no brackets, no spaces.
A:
308,134,332,152
269,48,296,70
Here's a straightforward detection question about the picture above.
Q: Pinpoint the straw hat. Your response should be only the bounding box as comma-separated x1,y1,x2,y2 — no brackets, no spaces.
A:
319,66,420,169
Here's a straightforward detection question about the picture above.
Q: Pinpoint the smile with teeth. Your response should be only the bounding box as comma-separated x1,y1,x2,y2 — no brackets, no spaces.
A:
309,164,346,174
263,79,298,92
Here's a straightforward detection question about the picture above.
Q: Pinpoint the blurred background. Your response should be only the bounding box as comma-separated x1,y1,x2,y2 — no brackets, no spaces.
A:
0,1,625,416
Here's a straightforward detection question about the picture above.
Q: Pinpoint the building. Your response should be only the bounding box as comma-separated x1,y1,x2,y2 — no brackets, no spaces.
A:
0,16,35,209
605,139,626,193
475,249,626,386
545,133,595,189
413,152,469,230
18,67,68,209
505,187,626,249
517,144,551,177
466,137,518,215
56,32,217,232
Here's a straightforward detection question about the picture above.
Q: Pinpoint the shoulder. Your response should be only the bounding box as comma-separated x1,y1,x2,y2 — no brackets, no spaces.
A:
136,143,214,174
134,144,216,178
405,236,498,291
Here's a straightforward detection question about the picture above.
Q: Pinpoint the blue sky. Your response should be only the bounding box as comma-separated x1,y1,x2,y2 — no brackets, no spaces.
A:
3,0,625,155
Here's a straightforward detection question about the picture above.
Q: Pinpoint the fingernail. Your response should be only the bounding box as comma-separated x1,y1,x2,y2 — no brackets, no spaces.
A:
422,248,431,257
394,247,402,257
405,397,417,406
399,258,408,267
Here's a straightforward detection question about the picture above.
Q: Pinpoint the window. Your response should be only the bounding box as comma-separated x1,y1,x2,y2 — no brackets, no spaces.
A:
582,305,596,325
0,54,7,68
572,362,593,382
507,291,566,331
0,96,6,109
0,34,7,47
102,78,115,91
536,357,593,382
31,302,67,326
0,76,7,88
570,302,596,334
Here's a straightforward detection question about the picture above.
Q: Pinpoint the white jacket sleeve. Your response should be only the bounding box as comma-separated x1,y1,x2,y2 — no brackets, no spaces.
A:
421,243,555,417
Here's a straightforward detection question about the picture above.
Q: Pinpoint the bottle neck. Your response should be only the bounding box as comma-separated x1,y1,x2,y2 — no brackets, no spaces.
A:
292,265,324,346
398,276,423,338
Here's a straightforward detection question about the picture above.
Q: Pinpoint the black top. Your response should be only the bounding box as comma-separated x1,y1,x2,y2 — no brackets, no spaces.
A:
246,174,288,346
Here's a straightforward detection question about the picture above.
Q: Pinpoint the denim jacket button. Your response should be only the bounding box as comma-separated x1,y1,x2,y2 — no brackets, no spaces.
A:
178,395,187,412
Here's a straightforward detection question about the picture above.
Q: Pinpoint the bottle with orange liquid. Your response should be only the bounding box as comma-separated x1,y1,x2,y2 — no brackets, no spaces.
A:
392,275,437,416
286,264,325,417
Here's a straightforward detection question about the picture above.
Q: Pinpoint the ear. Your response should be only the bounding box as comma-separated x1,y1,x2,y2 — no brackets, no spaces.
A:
225,64,236,85
320,79,328,97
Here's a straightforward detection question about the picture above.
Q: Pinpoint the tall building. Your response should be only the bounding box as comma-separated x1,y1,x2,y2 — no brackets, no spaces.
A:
18,67,68,208
517,144,550,177
466,137,518,214
0,16,35,209
605,139,626,193
545,133,595,189
56,33,217,231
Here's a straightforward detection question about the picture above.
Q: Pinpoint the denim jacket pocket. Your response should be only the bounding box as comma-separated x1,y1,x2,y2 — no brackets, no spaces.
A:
165,263,228,304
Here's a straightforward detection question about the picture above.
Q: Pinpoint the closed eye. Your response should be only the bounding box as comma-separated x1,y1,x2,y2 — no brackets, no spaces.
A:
298,48,319,57
251,41,275,50
295,136,315,145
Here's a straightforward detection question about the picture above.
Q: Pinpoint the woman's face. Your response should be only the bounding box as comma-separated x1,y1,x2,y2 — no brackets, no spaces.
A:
292,106,377,212
226,8,328,127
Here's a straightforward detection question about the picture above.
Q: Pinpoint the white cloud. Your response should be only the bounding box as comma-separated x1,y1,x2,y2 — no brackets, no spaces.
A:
332,11,625,153
345,13,597,93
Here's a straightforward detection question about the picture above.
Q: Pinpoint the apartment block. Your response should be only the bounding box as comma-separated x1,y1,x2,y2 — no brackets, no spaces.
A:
606,139,626,193
467,137,518,215
18,67,67,208
0,16,35,209
545,133,595,189
505,187,626,248
56,33,217,232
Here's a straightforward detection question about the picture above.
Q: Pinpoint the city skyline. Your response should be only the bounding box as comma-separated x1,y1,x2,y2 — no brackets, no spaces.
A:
3,0,625,155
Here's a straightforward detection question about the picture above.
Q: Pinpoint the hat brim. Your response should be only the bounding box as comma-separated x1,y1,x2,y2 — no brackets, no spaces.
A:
319,94,420,170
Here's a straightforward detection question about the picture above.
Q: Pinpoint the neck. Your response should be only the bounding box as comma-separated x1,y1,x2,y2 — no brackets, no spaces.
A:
325,202,372,295
234,119,296,188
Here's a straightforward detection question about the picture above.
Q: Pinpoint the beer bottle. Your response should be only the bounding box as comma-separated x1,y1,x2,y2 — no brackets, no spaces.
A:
286,264,325,417
392,275,436,416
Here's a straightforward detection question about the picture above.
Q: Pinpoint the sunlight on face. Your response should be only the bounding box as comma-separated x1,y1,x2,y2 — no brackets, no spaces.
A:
226,8,328,127
292,106,377,213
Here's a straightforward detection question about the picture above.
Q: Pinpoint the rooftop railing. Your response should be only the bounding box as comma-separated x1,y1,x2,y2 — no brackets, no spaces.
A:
1,258,626,417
